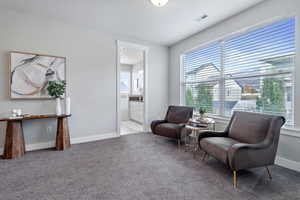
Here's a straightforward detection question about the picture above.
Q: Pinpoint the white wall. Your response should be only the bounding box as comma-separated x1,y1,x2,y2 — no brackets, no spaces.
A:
0,9,168,151
169,0,300,169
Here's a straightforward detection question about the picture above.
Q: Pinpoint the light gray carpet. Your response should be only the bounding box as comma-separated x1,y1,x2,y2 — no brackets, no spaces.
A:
0,133,300,200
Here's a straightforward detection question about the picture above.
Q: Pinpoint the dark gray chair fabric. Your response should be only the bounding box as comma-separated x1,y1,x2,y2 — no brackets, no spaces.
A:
151,105,193,141
198,111,285,171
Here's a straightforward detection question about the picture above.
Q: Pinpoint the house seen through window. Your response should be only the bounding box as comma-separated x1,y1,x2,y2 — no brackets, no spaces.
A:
182,17,295,125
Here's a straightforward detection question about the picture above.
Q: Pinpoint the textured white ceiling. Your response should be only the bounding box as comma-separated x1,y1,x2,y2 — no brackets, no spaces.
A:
0,0,265,46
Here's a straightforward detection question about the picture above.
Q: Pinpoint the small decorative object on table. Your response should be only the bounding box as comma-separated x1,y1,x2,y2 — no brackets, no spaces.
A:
12,109,25,117
16,109,22,116
47,80,66,115
194,117,215,130
199,107,207,119
12,109,18,117
11,109,23,119
187,118,208,128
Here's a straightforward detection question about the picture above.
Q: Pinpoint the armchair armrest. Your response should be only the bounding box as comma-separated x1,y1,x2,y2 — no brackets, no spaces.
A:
228,141,273,170
151,120,167,133
230,142,269,151
177,123,186,128
177,123,188,139
198,131,228,143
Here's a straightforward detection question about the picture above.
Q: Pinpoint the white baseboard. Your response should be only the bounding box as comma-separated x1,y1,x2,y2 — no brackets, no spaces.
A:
26,141,55,152
276,156,300,172
0,132,118,156
71,132,118,144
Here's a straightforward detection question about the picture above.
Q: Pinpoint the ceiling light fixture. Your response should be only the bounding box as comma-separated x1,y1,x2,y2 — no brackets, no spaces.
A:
150,0,169,7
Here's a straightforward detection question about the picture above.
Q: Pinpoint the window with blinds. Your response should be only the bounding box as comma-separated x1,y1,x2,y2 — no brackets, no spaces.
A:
182,17,295,124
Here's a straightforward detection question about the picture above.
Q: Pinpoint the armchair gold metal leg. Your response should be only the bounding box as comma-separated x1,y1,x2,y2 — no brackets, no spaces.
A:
233,170,237,189
266,166,272,180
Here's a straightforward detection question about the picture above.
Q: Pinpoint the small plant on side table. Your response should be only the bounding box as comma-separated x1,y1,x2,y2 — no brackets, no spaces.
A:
199,107,207,119
47,80,66,115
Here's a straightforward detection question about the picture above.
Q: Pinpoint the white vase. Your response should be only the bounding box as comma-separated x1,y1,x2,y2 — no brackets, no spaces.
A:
65,97,71,115
56,98,62,115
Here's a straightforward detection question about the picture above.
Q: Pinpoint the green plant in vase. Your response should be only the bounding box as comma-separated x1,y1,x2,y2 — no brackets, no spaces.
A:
199,107,207,119
47,80,66,115
47,81,66,98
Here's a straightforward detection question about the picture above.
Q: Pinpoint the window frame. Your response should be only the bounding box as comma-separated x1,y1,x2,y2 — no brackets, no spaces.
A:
180,16,297,126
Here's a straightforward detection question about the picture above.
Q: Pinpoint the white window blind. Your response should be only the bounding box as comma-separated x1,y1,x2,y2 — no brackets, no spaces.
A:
183,43,221,114
182,17,295,124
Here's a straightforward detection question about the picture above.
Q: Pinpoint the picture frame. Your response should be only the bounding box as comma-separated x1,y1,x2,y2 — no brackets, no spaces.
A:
9,51,66,100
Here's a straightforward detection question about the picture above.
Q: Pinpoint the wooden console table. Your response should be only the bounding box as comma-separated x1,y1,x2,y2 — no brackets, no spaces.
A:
0,114,71,159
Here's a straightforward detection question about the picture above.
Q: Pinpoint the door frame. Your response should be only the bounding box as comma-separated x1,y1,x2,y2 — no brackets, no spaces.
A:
116,40,149,137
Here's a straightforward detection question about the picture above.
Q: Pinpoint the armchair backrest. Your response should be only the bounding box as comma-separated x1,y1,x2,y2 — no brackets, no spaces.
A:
165,105,193,124
227,111,285,144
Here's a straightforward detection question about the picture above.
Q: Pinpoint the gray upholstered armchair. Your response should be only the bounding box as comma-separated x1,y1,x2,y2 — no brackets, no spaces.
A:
198,111,285,188
151,105,193,147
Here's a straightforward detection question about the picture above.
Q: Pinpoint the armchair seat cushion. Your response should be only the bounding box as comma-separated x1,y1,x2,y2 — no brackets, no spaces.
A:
200,137,240,164
154,123,183,139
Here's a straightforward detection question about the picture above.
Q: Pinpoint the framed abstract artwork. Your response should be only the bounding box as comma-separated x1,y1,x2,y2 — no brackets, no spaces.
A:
9,51,66,99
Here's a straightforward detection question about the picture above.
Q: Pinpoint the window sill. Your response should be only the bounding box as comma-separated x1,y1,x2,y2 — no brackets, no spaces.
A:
206,114,300,138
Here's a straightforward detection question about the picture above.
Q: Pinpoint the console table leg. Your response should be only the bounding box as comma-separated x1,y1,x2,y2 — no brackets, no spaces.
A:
3,121,25,159
56,118,71,150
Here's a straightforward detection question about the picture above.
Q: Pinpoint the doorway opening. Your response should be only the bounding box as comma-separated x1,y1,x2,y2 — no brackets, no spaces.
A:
117,41,148,136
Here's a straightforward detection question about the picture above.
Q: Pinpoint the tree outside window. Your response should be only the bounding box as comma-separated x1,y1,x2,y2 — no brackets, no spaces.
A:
256,78,286,115
195,84,213,113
